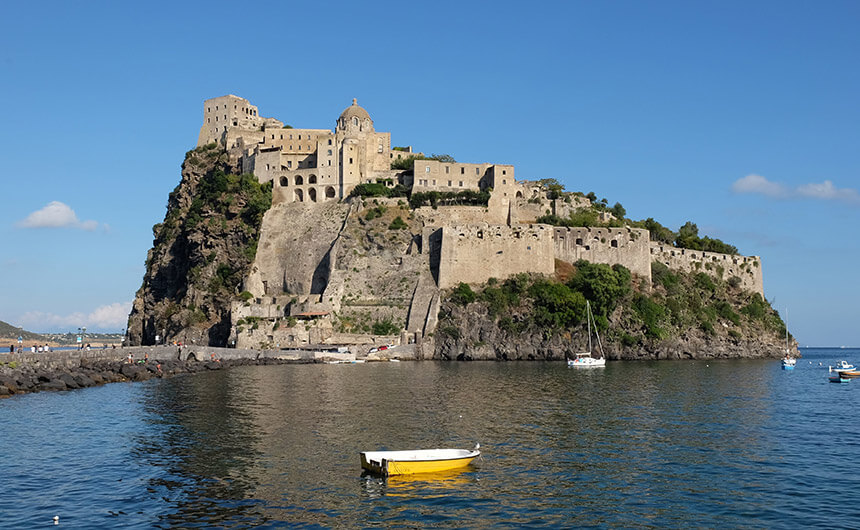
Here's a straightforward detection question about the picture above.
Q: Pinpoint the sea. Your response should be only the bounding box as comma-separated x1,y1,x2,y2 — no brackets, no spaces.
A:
1,347,859,528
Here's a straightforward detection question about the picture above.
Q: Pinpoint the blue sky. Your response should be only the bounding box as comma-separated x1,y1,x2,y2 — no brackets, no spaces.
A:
1,1,857,346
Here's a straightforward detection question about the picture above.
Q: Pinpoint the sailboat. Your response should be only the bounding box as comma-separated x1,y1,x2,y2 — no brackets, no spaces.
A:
781,315,795,370
568,301,606,368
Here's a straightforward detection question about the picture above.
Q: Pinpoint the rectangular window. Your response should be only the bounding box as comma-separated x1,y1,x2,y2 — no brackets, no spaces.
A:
445,166,450,174
426,166,431,173
448,180,452,186
328,139,332,145
288,161,292,169
432,180,436,185
476,168,479,175
349,158,353,164
459,181,464,187
502,169,507,175
327,150,332,155
460,167,465,174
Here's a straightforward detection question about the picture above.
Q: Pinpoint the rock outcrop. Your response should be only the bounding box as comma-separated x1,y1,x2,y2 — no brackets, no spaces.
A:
127,143,271,346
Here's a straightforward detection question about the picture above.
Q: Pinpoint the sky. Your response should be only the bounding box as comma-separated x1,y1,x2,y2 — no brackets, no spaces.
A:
0,1,858,346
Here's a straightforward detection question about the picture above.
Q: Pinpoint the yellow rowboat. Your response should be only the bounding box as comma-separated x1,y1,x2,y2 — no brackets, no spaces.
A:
360,446,481,476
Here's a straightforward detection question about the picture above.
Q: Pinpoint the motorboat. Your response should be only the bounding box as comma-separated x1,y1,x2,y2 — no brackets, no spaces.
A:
782,357,796,370
360,445,480,476
829,360,856,374
829,374,851,384
568,301,606,368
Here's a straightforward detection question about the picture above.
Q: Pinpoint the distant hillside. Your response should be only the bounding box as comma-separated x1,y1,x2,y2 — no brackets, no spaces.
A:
0,320,43,341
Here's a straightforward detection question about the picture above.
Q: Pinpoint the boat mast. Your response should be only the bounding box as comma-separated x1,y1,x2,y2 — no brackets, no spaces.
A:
587,301,592,355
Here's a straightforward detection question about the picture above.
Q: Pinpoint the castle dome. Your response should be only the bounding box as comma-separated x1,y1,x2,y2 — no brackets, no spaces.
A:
339,98,371,122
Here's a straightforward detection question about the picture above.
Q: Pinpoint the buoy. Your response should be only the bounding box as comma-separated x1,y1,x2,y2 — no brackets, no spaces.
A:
53,515,59,525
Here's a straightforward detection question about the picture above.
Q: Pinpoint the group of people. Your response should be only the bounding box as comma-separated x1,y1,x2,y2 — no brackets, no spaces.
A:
7,343,52,353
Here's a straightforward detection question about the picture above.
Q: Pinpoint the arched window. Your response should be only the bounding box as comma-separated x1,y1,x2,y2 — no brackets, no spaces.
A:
309,188,317,202
295,175,304,186
309,174,317,184
280,176,289,187
294,189,304,202
325,186,336,199
516,191,523,198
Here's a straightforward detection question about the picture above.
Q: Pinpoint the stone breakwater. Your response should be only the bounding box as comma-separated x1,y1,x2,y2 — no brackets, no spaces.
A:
0,344,413,398
0,356,288,398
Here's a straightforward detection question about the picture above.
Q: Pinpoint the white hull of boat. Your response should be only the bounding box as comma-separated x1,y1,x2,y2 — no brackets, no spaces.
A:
568,356,606,367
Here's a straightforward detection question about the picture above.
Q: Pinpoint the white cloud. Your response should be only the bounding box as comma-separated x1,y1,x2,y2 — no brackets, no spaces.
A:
731,174,787,198
16,201,102,230
732,175,859,205
17,301,132,332
796,180,860,203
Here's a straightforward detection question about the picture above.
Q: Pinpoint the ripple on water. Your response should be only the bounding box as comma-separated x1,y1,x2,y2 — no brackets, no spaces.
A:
2,350,860,527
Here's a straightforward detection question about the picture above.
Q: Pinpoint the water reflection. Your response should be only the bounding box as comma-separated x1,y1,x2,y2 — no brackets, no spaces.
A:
7,351,852,527
134,371,272,527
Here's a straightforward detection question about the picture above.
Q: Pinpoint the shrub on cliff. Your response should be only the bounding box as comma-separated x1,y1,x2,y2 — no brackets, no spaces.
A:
568,261,632,318
450,283,476,305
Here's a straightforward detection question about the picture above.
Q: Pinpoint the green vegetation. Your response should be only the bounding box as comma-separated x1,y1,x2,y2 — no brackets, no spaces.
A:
450,283,477,305
388,216,408,230
441,259,784,348
349,182,410,198
390,153,456,171
364,205,387,221
408,189,490,209
372,318,400,335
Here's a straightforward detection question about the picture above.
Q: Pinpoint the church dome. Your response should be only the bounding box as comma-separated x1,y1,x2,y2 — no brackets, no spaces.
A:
339,98,371,122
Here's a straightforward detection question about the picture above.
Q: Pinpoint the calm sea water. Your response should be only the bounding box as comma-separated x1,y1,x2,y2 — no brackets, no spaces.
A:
2,348,860,528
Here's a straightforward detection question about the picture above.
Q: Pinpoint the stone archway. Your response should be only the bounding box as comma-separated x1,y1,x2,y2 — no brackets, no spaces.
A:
516,190,523,198
309,174,317,184
309,188,317,202
280,176,289,187
295,189,304,202
325,186,336,199
295,175,304,186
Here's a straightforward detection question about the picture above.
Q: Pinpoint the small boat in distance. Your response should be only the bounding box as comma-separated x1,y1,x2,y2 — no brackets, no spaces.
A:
829,360,855,374
568,300,606,368
360,445,481,476
829,374,851,384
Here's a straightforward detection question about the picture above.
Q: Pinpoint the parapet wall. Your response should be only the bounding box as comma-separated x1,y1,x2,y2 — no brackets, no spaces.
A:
437,224,555,289
650,244,763,295
553,227,652,282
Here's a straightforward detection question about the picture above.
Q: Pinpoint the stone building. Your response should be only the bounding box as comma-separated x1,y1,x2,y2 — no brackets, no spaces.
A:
195,95,766,349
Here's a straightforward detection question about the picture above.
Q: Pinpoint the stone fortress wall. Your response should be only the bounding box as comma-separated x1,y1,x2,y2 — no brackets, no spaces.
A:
554,227,652,281
196,95,765,348
650,245,763,294
437,224,556,289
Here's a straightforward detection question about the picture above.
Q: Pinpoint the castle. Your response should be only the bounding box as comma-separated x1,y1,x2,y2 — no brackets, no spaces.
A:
198,95,763,349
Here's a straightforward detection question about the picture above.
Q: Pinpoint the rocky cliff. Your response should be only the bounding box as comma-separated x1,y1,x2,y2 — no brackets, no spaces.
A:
127,144,271,346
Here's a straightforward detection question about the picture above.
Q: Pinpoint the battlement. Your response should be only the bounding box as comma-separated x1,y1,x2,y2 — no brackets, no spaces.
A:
437,224,555,289
650,244,763,295
553,226,652,282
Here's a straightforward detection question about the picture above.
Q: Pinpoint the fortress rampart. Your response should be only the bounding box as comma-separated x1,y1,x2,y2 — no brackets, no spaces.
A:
650,244,763,295
553,227,652,281
437,224,555,289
